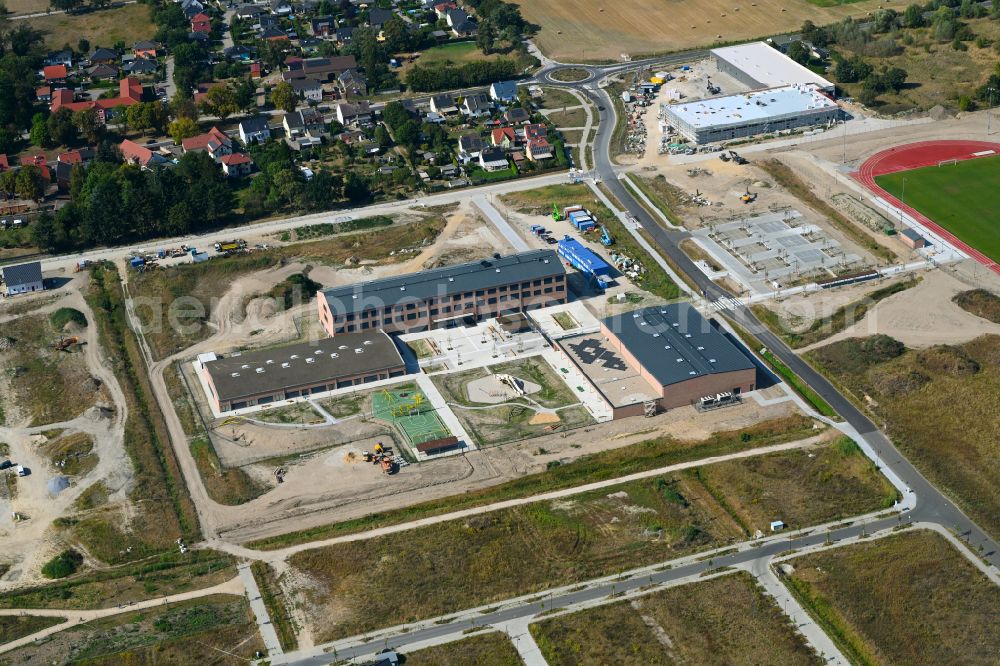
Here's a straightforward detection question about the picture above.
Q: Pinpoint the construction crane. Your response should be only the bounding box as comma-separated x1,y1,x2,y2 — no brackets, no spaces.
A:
600,226,614,246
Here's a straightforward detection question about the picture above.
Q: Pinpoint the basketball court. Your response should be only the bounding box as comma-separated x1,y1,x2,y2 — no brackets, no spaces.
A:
372,388,452,445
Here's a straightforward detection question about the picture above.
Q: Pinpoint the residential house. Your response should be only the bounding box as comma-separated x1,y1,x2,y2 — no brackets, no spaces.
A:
429,94,457,115
335,100,371,126
35,86,52,103
525,123,547,140
526,137,553,161
271,0,293,15
133,41,159,58
191,13,212,34
335,26,355,45
310,15,335,37
479,146,508,171
335,130,368,145
424,111,445,124
461,93,492,118
1,261,44,296
120,139,168,169
51,77,143,124
439,163,459,178
283,109,326,137
0,154,8,171
250,62,262,78
89,48,118,66
180,0,204,19
338,69,367,97
433,2,456,19
124,59,157,76
286,56,357,81
58,150,83,166
220,153,253,177
45,50,73,68
367,7,393,29
457,134,484,163
224,45,253,61
181,126,233,161
490,127,517,149
291,77,323,103
238,116,271,145
261,27,290,42
43,64,68,84
235,4,262,20
446,9,477,37
188,31,211,44
490,80,518,103
88,63,119,81
504,107,530,125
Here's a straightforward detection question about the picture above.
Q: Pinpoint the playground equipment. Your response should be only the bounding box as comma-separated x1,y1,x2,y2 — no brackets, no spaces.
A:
382,389,426,417
496,373,526,396
600,226,614,246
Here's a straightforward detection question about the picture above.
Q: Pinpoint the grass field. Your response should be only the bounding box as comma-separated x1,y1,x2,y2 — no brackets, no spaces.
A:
808,334,1000,539
953,289,1000,324
405,632,522,665
516,0,905,61
0,595,261,664
782,530,1000,665
25,4,156,50
0,615,65,644
876,156,1000,263
289,438,892,642
531,571,822,665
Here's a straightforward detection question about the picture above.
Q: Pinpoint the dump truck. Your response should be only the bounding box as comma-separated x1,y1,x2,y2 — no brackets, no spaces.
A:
214,240,242,253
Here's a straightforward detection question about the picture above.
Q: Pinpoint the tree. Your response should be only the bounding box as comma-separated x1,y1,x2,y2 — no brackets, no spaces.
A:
77,37,89,54
16,165,47,201
232,77,257,114
343,171,370,203
0,127,16,154
30,112,51,148
50,0,82,10
882,67,908,93
858,82,879,107
202,84,239,119
476,21,497,53
374,124,392,150
835,56,872,84
169,116,199,144
73,108,102,143
47,107,77,146
41,549,83,579
381,15,410,53
170,93,199,121
786,41,809,65
903,4,925,28
873,8,898,33
270,81,297,112
382,101,411,130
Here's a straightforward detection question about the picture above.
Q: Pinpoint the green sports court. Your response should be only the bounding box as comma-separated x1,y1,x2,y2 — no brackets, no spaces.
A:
372,388,451,445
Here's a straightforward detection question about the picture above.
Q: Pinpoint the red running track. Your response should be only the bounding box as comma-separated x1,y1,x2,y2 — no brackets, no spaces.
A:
853,140,1000,275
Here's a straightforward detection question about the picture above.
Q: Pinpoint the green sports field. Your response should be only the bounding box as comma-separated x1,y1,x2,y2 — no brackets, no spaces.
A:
372,388,451,445
875,155,1000,263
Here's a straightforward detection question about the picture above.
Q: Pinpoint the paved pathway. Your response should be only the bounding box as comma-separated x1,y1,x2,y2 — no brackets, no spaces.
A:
472,196,530,252
497,619,548,665
238,562,284,659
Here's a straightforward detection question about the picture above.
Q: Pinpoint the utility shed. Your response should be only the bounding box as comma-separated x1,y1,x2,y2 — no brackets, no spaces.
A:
2,261,43,296
199,332,407,413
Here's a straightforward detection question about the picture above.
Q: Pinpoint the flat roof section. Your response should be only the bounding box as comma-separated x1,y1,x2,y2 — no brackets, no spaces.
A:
603,304,754,388
712,41,834,91
558,333,659,408
320,250,565,315
665,85,837,130
203,331,405,403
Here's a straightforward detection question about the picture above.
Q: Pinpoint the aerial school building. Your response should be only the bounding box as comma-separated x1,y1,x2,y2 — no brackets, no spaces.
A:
662,42,840,144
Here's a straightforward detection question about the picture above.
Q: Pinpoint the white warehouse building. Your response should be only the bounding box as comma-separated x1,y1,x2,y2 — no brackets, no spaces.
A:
712,42,835,93
661,84,840,144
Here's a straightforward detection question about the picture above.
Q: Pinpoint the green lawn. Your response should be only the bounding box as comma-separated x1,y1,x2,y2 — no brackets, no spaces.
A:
875,156,1000,263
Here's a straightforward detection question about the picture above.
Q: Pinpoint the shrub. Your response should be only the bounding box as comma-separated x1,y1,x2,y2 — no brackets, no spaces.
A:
49,308,87,330
41,549,83,579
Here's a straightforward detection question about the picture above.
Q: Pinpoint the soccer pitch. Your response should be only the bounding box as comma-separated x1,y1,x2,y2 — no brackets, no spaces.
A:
875,155,1000,263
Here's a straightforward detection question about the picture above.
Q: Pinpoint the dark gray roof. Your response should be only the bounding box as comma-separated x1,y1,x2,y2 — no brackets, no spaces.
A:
2,261,43,288
240,115,270,132
321,250,564,316
603,304,754,387
367,7,393,26
204,332,404,402
901,228,924,241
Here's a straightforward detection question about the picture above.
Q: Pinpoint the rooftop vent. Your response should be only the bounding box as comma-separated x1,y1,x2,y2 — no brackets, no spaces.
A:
231,372,240,377
281,362,290,368
256,368,265,374
363,340,373,345
400,286,406,291
448,277,455,282
355,348,363,354
290,354,299,359
684,334,692,338
339,345,348,350
709,358,716,363
241,364,249,369
677,358,684,362
306,357,315,364
689,370,697,375
266,359,274,364
653,333,660,337
697,346,704,350
331,353,339,358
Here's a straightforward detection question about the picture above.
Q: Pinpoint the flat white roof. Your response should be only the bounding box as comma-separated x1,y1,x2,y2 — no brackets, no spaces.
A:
712,42,834,91
665,85,837,130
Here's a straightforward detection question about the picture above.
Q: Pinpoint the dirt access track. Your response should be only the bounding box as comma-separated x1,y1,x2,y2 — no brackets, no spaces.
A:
517,0,913,62
853,139,1000,275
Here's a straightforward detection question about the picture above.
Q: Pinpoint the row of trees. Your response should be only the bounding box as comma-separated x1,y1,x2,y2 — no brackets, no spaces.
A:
406,58,517,92
30,149,233,251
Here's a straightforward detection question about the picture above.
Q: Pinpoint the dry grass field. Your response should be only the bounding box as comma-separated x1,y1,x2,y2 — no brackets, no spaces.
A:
405,632,522,665
783,530,1000,665
24,5,157,50
516,0,912,62
531,571,822,665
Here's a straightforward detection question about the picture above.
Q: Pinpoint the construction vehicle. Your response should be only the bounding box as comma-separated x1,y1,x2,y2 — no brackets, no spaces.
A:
740,187,757,204
214,239,246,253
600,226,614,246
374,442,384,455
52,336,82,352
729,150,748,165
551,203,562,221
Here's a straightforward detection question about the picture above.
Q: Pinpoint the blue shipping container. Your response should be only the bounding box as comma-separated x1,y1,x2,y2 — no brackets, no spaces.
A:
557,237,611,277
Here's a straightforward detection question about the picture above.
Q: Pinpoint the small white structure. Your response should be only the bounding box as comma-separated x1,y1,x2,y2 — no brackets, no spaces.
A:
770,520,786,532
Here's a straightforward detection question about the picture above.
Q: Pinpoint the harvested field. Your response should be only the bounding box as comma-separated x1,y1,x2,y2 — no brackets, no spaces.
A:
405,632,522,665
516,0,907,61
0,595,261,664
0,313,107,427
532,571,821,665
808,334,1000,538
782,530,1000,665
288,435,891,641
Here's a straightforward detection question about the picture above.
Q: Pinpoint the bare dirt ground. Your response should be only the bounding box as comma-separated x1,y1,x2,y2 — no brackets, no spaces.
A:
0,279,132,589
519,0,912,62
799,269,1000,351
768,273,916,327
